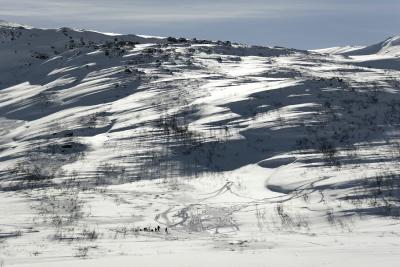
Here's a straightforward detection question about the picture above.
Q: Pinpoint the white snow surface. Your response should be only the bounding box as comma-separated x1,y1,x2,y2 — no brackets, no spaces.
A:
315,35,400,57
1,22,400,266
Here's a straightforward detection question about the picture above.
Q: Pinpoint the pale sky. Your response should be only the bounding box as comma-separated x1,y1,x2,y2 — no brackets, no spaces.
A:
0,0,399,49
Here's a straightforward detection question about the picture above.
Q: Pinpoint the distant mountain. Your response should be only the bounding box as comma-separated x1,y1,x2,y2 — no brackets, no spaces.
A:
0,19,32,29
315,35,400,57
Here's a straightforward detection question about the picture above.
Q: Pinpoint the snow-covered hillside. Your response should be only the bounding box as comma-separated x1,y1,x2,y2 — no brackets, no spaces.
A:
316,35,400,57
1,22,400,266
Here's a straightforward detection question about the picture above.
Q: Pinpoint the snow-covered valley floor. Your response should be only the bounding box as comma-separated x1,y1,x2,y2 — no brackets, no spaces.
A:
1,22,400,266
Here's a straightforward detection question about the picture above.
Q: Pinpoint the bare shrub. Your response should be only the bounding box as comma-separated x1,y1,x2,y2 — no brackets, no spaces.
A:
95,163,127,185
75,246,89,258
275,204,309,231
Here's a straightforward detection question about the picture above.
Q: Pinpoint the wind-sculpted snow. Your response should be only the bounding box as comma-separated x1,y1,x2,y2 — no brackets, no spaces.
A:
1,23,400,266
341,35,400,57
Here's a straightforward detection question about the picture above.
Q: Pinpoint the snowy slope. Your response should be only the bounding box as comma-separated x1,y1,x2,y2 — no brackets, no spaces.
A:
314,35,400,72
341,35,400,57
312,45,365,55
314,35,400,57
1,22,400,266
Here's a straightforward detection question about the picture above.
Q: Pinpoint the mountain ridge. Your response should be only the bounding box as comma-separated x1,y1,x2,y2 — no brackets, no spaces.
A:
314,35,400,57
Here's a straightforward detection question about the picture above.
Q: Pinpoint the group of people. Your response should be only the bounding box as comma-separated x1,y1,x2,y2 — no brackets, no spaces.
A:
134,225,168,234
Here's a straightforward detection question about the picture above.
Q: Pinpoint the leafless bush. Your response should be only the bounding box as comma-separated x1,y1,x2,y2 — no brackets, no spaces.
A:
35,189,85,230
75,246,89,258
95,163,127,185
343,171,400,217
255,205,267,232
275,204,309,231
